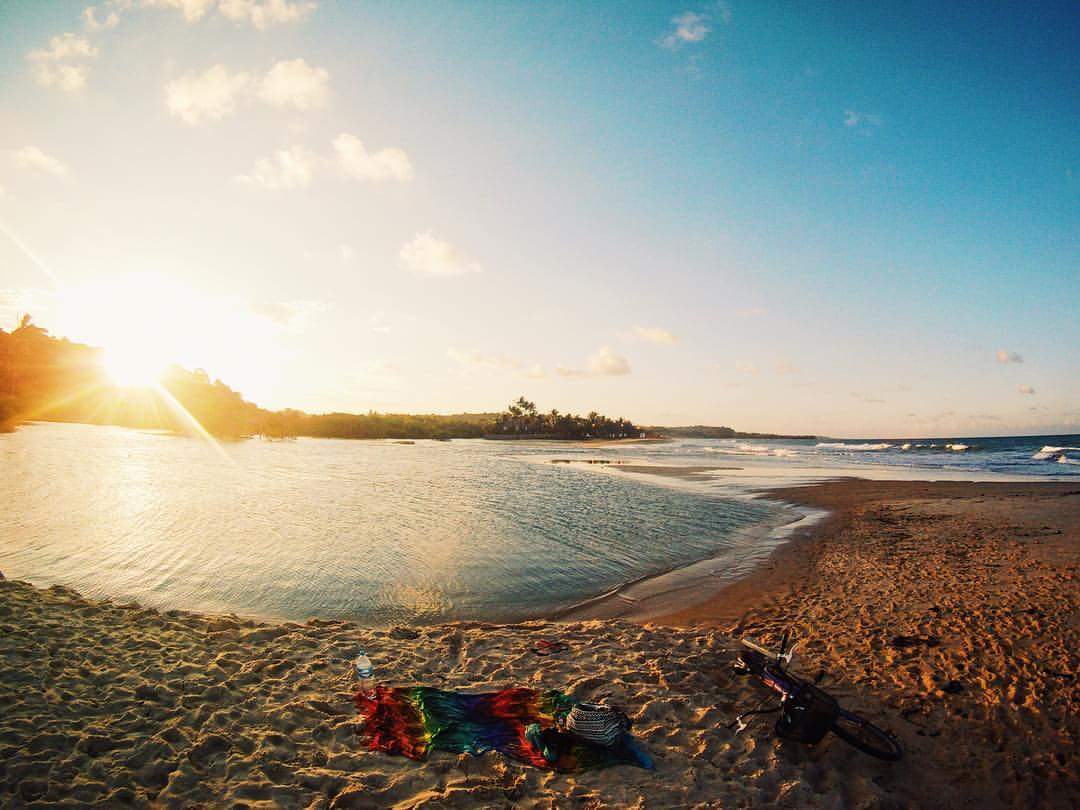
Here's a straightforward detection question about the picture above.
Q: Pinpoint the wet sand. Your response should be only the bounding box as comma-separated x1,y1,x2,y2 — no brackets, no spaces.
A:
1,479,1077,807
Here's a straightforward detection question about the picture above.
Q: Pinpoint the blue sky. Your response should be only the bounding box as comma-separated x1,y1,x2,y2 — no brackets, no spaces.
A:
0,1,1076,435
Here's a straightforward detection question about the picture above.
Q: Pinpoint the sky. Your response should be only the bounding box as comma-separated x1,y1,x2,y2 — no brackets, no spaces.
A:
0,0,1077,437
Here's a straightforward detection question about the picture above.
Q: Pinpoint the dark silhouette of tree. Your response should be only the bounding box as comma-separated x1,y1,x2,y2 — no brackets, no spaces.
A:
0,320,649,442
489,397,638,440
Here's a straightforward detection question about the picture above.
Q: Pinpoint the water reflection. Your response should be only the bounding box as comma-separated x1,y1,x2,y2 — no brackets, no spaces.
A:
0,423,782,624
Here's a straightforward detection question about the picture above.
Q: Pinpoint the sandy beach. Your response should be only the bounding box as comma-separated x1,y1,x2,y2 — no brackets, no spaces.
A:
661,479,1080,808
3,0,1074,805
1,479,1077,808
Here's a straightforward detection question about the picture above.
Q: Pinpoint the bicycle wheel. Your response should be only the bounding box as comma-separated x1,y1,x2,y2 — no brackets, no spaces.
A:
831,709,903,761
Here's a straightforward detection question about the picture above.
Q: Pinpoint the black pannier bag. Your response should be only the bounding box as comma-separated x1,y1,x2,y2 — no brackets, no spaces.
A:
774,683,840,744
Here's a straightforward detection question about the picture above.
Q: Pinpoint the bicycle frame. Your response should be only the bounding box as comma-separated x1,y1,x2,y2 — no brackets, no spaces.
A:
737,648,805,697
732,638,904,761
760,663,802,697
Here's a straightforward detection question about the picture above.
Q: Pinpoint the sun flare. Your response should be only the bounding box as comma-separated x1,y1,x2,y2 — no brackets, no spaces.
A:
103,346,165,388
53,273,282,406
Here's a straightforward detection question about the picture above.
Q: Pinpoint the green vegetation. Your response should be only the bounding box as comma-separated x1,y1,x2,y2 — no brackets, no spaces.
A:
5,319,791,443
0,320,633,442
0,316,264,437
1,315,100,432
261,410,493,441
0,317,498,439
490,396,640,440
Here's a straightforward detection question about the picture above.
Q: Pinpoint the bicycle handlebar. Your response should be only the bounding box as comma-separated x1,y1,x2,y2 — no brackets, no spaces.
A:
740,638,780,659
740,631,798,668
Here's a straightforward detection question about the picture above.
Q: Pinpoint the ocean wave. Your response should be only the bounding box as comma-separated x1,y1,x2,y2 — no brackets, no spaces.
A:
815,442,893,451
705,444,769,456
704,447,753,456
704,444,800,458
1032,445,1080,461
1059,456,1080,465
946,443,969,452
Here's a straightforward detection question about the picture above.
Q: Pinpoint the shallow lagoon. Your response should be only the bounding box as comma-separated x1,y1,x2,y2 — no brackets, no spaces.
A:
0,423,784,624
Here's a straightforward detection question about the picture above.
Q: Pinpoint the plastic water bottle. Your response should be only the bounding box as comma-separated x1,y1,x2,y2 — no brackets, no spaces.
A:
354,649,374,696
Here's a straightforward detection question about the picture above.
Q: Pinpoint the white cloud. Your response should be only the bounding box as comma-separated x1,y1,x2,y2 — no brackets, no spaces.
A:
634,325,678,345
166,64,252,125
11,146,69,177
26,33,99,92
774,361,799,374
235,145,317,189
333,134,413,182
35,63,92,92
83,6,120,32
557,347,632,378
140,0,217,23
735,360,758,374
447,349,548,378
996,349,1023,364
248,299,323,329
738,306,767,317
399,233,481,277
165,59,329,124
236,134,410,190
1019,385,1036,395
28,32,99,61
844,110,883,128
660,11,710,49
219,0,317,29
339,244,354,261
588,346,631,376
258,58,330,110
85,0,316,30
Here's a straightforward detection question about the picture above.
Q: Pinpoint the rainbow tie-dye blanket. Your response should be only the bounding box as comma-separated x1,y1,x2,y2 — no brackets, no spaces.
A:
355,686,654,773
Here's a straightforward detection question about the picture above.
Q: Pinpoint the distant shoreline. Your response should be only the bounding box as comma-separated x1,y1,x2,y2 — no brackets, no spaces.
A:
482,435,672,446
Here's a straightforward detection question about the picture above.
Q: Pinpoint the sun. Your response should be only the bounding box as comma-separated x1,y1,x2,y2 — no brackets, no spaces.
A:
103,346,165,388
58,272,280,402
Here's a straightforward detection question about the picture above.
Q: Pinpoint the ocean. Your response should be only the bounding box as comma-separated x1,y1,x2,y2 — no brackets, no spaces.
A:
1,422,1074,625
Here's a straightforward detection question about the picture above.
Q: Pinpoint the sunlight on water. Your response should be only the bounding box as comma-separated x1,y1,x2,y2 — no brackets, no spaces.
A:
0,423,782,624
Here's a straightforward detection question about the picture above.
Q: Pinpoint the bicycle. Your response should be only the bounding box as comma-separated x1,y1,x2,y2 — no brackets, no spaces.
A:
730,630,903,761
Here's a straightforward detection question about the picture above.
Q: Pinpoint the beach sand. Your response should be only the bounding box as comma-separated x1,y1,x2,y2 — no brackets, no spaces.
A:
1,480,1076,807
661,480,1080,809
0,578,858,809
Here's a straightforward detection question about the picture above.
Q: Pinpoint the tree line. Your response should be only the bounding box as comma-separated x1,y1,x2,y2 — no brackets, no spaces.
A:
0,316,265,437
489,396,640,439
0,319,638,441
